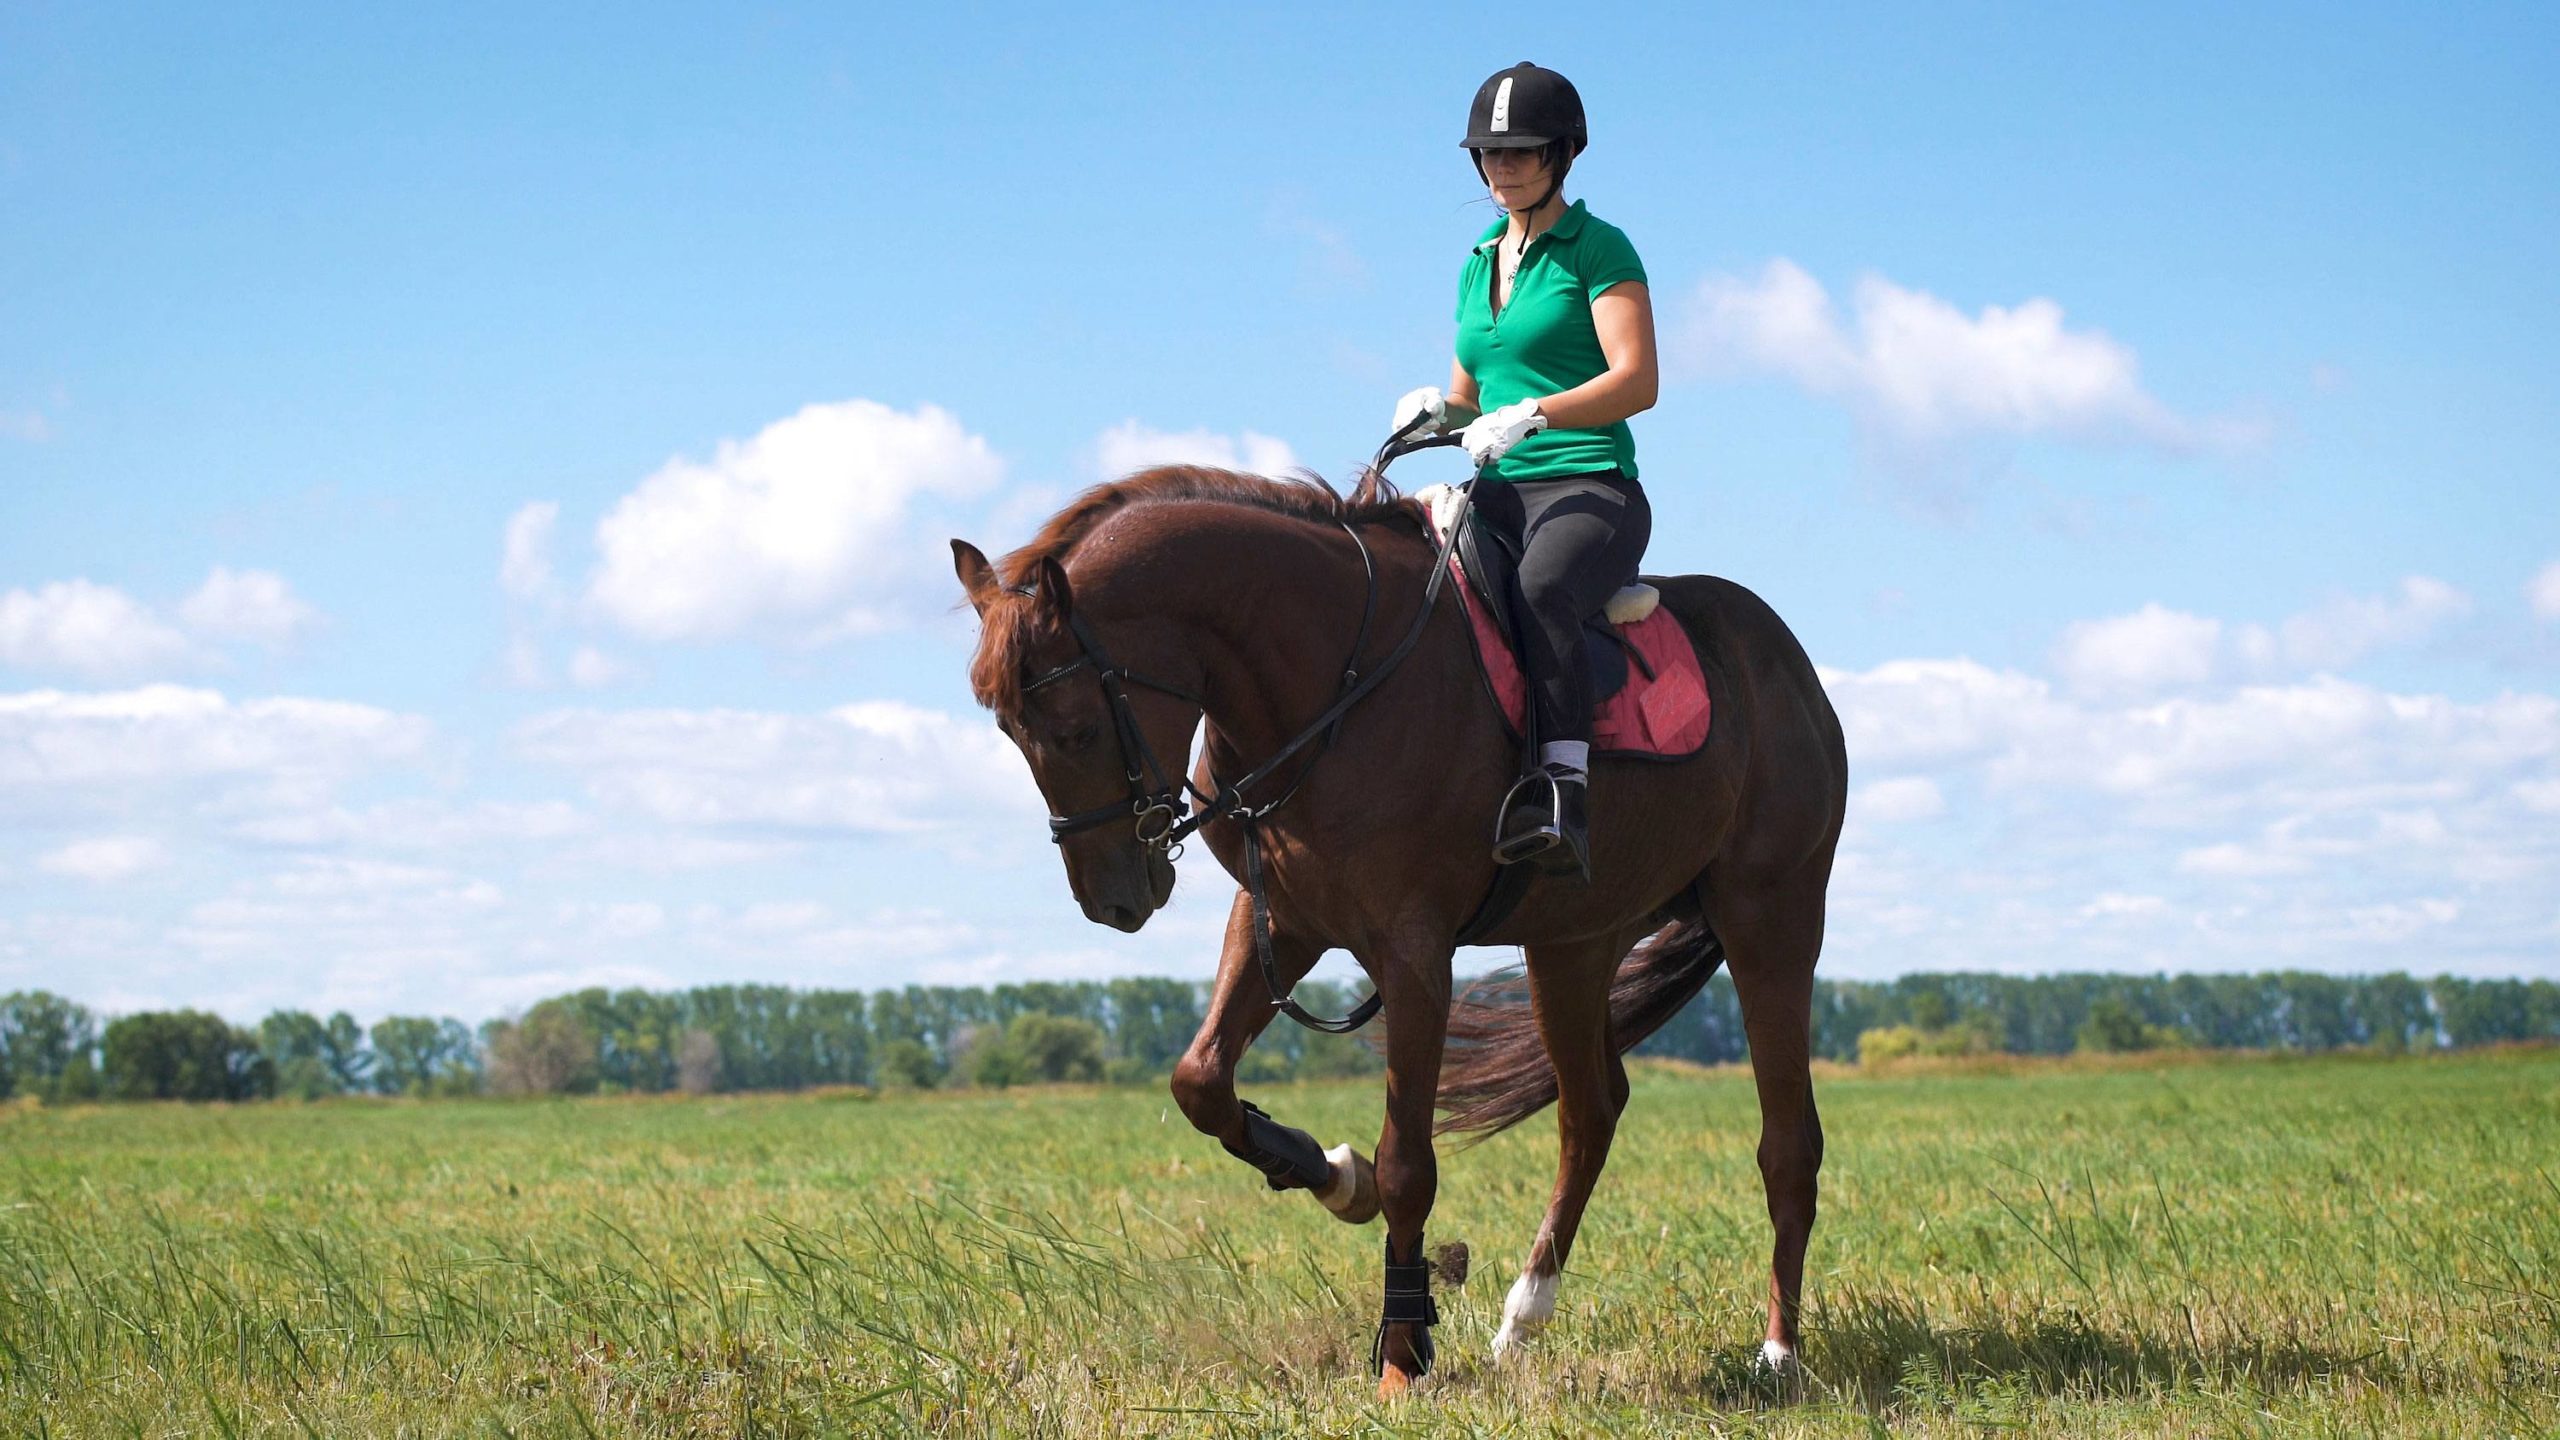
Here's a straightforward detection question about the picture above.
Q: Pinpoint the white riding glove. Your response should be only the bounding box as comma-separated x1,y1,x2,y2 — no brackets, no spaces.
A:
1390,385,1449,438
1459,399,1549,468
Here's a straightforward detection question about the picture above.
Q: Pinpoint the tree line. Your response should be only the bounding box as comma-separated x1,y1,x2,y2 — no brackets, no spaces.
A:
4,970,2555,1103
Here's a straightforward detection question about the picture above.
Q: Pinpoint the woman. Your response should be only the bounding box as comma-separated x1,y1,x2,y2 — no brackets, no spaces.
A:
1392,61,1659,880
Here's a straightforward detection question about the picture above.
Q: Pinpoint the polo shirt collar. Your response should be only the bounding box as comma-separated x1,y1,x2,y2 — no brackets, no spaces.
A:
1473,199,1592,255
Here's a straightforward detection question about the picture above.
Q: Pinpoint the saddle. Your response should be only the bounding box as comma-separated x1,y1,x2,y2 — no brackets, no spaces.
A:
1418,484,1712,762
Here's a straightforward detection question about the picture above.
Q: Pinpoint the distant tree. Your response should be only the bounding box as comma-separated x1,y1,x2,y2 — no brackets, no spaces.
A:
1106,977,1203,1073
319,1011,372,1092
370,1016,480,1096
1296,1027,1386,1079
1859,1025,1925,1067
102,1010,270,1101
962,1024,1020,1089
486,1004,596,1096
2075,996,2188,1054
1005,1013,1105,1085
257,1010,345,1099
874,1038,942,1090
1858,1013,2000,1067
676,1028,722,1096
2355,973,2434,1052
0,991,104,1103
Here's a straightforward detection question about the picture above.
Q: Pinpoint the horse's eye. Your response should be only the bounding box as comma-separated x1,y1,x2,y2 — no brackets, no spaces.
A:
1063,724,1100,753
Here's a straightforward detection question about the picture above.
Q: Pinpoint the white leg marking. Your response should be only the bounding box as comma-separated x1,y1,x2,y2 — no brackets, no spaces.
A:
1317,1143,1360,1214
1491,1271,1557,1359
1759,1338,1798,1372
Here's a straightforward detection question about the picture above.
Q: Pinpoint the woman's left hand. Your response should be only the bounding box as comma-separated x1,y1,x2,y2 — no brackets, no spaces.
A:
1459,400,1548,468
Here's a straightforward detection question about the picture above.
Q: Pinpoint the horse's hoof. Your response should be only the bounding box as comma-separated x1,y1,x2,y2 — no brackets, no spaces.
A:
1318,1143,1379,1225
1754,1338,1804,1387
1377,1362,1418,1400
1491,1271,1554,1360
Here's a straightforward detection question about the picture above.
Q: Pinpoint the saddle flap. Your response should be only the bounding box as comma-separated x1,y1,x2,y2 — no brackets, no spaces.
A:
1444,491,1632,711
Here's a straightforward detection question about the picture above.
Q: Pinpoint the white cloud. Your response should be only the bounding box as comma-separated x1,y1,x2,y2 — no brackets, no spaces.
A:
2528,560,2560,623
1093,420,1300,478
1822,639,2560,976
178,567,319,648
2175,841,2313,878
2344,898,2460,942
514,698,1039,842
1683,259,2255,455
0,407,53,442
500,501,561,602
2053,603,2223,700
0,685,431,792
227,797,587,851
554,899,666,940
1852,776,1945,824
2268,575,2470,671
565,646,630,689
587,399,1003,641
2078,893,2168,920
502,634,548,689
2050,578,2472,702
1819,658,2063,772
38,836,167,883
1,580,194,678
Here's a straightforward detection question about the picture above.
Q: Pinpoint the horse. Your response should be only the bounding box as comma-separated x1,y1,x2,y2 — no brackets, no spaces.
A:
951,460,1846,1399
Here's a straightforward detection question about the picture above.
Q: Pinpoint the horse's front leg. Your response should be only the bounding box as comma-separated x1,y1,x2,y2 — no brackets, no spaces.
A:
1168,887,1379,1223
1370,933,1454,1398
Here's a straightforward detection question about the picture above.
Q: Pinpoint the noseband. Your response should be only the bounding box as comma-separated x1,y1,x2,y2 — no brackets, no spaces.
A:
1011,430,1468,1033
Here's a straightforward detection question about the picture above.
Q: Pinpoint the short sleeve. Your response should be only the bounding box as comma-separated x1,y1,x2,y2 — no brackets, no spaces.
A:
1581,224,1648,300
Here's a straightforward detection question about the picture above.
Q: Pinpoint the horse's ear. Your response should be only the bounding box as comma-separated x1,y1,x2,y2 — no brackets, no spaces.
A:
1034,556,1074,621
951,539,999,615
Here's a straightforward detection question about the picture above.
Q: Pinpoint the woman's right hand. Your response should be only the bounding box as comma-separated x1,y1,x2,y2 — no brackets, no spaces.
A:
1390,386,1449,438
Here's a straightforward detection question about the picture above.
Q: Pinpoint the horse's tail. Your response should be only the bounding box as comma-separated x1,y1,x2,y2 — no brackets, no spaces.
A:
1435,916,1727,1139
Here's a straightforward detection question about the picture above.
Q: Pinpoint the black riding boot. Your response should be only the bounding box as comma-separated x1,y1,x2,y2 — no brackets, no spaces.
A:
1493,763,1591,881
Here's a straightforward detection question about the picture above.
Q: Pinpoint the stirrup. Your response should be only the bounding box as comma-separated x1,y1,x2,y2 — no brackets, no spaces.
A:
1491,767,1565,867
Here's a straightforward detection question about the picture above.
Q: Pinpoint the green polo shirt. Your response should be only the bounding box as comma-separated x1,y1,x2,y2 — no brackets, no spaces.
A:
1454,200,1648,482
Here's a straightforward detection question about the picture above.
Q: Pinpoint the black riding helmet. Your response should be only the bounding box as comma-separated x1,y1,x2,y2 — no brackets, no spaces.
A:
1462,62,1586,215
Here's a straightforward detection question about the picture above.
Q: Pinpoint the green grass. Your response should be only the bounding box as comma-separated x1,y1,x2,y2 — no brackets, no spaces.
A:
4,1047,2556,1436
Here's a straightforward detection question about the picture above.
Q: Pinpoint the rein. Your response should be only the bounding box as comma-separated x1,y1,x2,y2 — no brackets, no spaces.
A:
1026,424,1474,1033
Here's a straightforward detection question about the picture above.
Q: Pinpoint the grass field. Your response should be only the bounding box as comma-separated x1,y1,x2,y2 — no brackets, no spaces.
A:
4,1048,2556,1437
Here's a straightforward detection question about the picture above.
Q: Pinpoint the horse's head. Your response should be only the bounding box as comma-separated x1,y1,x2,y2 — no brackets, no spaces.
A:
953,538,1192,932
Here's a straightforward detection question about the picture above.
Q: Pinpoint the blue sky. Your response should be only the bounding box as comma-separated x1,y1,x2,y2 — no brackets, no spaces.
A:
4,3,2556,1022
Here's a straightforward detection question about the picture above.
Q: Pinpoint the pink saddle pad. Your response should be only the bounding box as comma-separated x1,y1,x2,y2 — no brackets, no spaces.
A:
1449,555,1712,759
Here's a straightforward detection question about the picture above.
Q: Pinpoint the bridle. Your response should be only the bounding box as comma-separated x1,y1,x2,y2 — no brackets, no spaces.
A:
1015,423,1472,1033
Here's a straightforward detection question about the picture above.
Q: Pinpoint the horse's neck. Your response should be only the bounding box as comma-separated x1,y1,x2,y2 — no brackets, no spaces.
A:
1166,518,1394,777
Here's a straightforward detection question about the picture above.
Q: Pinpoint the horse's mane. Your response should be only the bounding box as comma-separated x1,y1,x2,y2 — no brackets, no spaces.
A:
972,465,1426,712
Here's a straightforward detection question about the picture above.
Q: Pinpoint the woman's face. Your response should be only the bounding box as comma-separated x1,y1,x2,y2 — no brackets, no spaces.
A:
1476,147,1553,212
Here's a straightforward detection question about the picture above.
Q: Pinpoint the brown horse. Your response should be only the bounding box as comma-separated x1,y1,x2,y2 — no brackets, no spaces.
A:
952,463,1846,1398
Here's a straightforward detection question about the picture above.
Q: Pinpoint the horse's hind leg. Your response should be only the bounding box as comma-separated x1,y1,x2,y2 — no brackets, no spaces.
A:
1491,930,1642,1359
1713,871,1830,1370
